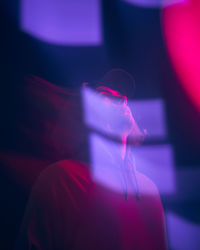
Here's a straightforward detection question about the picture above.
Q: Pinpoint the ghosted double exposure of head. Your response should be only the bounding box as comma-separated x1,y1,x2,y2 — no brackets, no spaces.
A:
95,86,135,137
82,69,144,145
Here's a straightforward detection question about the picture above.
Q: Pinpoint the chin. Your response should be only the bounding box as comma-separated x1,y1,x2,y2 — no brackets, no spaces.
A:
108,113,135,136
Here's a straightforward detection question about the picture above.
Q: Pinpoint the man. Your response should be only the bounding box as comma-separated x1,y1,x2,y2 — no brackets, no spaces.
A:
15,69,168,250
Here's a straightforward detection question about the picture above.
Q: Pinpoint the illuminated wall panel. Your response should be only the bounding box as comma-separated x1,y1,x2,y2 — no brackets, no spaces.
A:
132,145,175,194
21,0,102,45
128,99,167,140
167,212,200,249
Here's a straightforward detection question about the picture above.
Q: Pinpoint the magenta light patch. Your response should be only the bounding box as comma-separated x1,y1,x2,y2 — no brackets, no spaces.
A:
162,0,200,111
163,0,188,7
21,0,102,45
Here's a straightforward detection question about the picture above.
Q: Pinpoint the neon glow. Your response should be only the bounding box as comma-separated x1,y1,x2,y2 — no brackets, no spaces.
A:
162,0,200,111
21,0,102,45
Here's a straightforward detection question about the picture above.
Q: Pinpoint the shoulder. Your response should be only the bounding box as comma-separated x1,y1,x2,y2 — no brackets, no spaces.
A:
135,171,160,196
31,160,91,199
35,160,90,184
135,171,168,249
135,170,165,219
135,170,165,212
28,160,91,212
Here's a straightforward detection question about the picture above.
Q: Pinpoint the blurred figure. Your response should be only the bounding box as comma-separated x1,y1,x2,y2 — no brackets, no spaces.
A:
15,70,168,250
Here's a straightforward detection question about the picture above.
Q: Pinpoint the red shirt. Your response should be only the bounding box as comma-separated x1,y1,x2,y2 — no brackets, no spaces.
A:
16,160,168,250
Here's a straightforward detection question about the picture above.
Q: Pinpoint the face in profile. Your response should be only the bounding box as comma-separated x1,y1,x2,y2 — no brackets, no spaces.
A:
96,86,135,136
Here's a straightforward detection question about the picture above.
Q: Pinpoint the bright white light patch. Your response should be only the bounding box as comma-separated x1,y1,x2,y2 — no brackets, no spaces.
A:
21,0,102,45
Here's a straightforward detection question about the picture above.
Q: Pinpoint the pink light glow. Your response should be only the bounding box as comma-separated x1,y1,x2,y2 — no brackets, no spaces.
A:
162,0,200,111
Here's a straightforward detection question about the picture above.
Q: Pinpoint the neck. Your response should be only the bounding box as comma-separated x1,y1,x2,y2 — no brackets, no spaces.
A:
121,135,127,160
